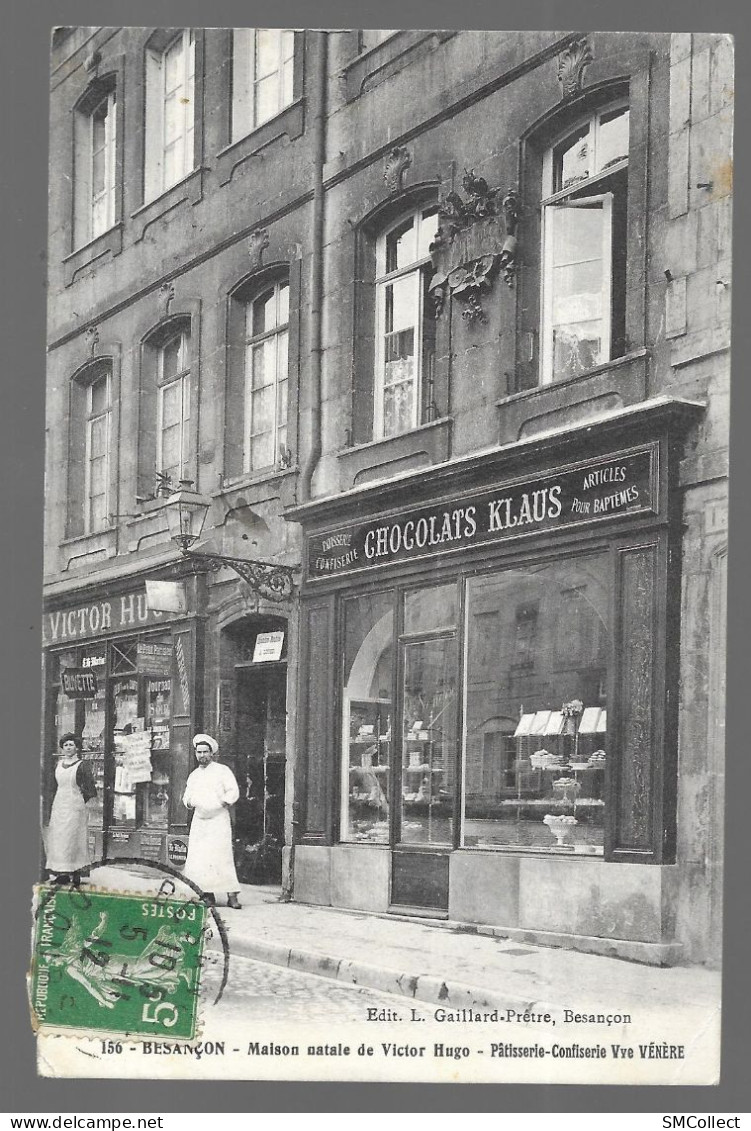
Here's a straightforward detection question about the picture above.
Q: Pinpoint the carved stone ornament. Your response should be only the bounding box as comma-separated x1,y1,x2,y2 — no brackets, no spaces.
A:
85,326,100,356
557,37,594,99
500,189,520,287
428,171,520,323
247,228,270,269
383,146,412,194
159,282,175,316
83,50,102,74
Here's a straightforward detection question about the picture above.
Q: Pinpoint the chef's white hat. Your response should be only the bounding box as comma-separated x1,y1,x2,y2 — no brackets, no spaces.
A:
192,733,219,755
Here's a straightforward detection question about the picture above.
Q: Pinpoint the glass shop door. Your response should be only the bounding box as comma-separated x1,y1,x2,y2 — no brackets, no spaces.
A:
390,583,459,914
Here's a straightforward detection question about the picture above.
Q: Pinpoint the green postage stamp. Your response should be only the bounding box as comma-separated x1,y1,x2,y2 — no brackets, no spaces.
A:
30,885,207,1040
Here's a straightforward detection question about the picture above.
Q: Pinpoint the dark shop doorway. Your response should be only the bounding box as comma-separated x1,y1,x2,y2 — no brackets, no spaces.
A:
233,662,287,884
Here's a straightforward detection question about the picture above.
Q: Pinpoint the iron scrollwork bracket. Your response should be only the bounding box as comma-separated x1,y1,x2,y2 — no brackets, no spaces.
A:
185,551,296,602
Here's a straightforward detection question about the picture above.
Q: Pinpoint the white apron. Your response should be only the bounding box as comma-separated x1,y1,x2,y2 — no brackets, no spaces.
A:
46,759,91,872
182,761,240,892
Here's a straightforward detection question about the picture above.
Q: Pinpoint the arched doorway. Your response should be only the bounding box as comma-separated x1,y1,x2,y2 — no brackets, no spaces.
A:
219,614,288,883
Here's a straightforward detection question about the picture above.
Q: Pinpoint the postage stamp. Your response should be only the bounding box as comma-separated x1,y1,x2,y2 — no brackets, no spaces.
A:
30,885,207,1040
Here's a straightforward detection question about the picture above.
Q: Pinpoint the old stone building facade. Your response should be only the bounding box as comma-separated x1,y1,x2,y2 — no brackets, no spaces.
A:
43,29,731,965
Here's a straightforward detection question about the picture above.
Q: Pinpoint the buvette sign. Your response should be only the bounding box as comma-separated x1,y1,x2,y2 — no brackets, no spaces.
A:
307,447,656,580
61,668,99,699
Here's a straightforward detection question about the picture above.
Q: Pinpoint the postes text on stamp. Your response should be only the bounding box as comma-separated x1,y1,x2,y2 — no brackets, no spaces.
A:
30,885,206,1040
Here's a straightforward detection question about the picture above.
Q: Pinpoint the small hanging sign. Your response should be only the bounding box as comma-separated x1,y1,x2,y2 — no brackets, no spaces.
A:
252,631,285,663
61,668,99,699
145,580,187,613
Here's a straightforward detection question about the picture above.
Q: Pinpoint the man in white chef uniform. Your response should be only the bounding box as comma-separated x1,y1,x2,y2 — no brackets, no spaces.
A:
182,733,242,909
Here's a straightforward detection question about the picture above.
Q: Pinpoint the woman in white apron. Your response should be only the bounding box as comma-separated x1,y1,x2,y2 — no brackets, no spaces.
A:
46,733,97,886
182,733,242,908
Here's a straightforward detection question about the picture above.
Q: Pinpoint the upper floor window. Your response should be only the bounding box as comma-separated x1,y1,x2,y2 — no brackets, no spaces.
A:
67,359,114,538
89,91,116,238
84,372,112,532
231,29,294,143
157,329,191,484
540,103,629,384
145,29,196,199
375,205,439,439
73,78,117,248
245,281,289,471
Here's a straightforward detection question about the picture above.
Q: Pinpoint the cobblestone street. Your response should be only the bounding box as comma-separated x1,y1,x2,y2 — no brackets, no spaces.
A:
203,953,414,1025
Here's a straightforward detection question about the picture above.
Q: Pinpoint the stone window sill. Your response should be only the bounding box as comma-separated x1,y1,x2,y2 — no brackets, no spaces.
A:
129,496,169,517
215,100,305,186
337,417,452,488
131,167,204,243
63,224,123,286
216,465,298,497
215,466,300,511
343,30,456,101
60,527,117,549
496,350,649,446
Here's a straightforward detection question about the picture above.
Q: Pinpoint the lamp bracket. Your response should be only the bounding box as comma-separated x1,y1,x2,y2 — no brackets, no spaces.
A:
183,550,296,602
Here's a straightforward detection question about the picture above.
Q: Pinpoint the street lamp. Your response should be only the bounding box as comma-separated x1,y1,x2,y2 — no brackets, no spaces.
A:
163,480,295,602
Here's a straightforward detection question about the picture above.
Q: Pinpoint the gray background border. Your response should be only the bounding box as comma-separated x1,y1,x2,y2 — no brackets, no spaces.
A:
2,0,747,1112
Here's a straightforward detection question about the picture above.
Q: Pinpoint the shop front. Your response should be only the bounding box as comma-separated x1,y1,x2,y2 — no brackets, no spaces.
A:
42,575,204,869
288,399,703,961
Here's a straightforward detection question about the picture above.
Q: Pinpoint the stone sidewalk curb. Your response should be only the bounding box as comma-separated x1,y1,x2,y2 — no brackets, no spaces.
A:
227,931,559,1018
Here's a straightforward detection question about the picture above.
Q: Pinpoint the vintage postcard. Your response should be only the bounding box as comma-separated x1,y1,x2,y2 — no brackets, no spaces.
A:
34,26,731,1083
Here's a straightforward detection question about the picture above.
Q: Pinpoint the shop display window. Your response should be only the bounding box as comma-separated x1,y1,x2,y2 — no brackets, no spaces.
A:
341,592,394,843
50,648,106,828
462,553,609,852
112,634,173,831
80,647,106,826
400,584,457,845
53,650,78,738
46,627,180,858
112,677,139,826
145,675,171,828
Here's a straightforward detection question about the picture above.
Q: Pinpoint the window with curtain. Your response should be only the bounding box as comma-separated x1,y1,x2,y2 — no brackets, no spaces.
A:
540,103,629,383
374,205,439,439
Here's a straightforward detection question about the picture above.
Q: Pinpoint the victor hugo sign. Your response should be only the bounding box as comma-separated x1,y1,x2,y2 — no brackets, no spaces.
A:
42,587,180,647
307,446,656,580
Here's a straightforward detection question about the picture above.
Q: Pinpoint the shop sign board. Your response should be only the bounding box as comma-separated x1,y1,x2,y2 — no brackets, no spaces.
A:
173,635,191,715
307,446,657,581
252,631,285,662
145,579,187,613
218,680,234,734
61,667,99,699
167,836,189,866
42,588,181,648
139,833,164,861
137,640,173,674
